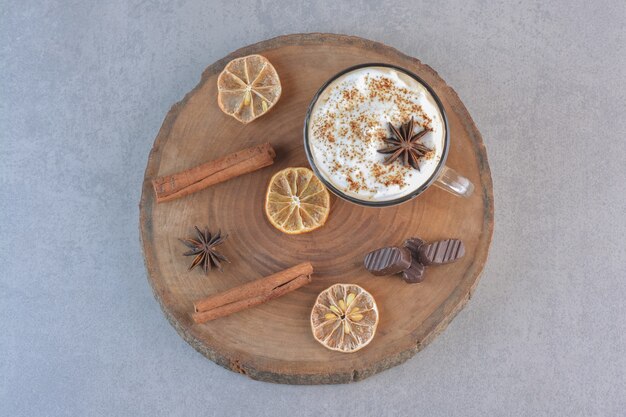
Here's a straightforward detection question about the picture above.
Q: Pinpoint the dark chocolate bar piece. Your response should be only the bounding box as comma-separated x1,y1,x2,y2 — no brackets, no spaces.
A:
403,237,425,255
364,246,412,276
417,239,465,265
402,256,425,283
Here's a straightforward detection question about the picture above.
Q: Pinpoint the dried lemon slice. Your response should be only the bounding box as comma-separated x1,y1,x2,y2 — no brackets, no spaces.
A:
217,54,281,124
311,284,379,353
265,167,330,234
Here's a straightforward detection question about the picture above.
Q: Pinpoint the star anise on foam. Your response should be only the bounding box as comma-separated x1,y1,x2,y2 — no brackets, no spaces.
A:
180,226,229,274
377,117,432,171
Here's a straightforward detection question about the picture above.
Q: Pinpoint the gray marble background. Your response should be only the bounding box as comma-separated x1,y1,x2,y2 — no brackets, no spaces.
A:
2,0,625,416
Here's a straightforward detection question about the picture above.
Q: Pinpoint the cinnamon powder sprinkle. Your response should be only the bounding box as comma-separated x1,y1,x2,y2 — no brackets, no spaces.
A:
310,73,439,196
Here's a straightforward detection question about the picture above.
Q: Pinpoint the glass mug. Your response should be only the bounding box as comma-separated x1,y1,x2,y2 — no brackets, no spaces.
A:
303,63,474,207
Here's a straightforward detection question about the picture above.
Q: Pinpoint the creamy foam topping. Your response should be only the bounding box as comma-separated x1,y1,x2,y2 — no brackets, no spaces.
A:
308,66,445,202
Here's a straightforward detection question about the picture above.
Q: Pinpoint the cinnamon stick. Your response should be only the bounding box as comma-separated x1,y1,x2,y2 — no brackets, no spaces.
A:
192,262,314,324
152,142,276,203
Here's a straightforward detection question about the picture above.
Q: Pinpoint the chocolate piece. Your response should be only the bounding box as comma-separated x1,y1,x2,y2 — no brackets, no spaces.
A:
403,237,425,254
402,256,425,283
364,246,412,276
417,239,465,265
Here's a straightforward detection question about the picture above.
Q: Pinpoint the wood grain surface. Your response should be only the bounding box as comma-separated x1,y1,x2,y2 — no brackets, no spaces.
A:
139,33,494,384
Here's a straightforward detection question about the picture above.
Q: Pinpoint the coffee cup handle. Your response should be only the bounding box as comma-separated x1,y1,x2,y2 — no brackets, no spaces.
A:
433,165,475,198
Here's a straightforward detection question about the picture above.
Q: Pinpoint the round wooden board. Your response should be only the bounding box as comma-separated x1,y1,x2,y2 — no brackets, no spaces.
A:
140,33,494,384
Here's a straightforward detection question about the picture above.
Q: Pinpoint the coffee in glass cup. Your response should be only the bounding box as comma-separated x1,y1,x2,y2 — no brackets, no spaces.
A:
304,64,473,207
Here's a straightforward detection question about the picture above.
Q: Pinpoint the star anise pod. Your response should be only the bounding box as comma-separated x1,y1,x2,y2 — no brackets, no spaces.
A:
180,226,229,274
377,117,432,171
